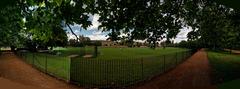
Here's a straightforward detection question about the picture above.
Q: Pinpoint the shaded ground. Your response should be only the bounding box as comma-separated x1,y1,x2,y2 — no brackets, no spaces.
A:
131,49,216,89
208,51,240,89
0,52,83,89
0,77,47,89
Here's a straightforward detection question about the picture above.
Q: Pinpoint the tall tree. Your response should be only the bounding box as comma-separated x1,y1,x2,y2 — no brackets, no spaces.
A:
96,0,184,48
182,0,240,49
2,0,240,50
0,1,24,48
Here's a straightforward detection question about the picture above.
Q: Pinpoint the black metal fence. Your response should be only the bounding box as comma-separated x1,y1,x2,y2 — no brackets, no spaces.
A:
16,49,196,88
70,50,196,88
17,52,71,81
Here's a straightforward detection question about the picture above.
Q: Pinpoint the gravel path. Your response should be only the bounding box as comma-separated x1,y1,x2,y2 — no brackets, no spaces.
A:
0,52,83,89
131,49,216,89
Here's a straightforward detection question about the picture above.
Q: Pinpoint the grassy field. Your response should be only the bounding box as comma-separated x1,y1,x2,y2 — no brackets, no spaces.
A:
53,47,189,58
21,53,70,80
207,51,240,89
70,47,191,87
93,47,189,59
19,47,192,87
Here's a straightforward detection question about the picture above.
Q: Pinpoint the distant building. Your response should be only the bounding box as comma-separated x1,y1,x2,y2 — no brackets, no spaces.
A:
101,40,118,46
91,39,118,47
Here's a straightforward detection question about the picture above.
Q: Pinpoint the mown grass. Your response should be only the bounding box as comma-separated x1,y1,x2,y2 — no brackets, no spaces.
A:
20,47,191,87
52,47,86,57
207,51,240,89
96,47,188,59
53,47,189,58
21,53,70,80
70,47,191,87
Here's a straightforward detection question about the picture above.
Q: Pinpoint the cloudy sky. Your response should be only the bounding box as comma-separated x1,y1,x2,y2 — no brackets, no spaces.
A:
65,14,192,43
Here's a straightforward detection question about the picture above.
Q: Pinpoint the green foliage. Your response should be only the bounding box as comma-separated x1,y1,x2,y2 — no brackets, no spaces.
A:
183,0,240,49
215,0,240,10
208,51,240,84
0,4,25,47
97,0,183,45
1,0,240,50
176,40,203,50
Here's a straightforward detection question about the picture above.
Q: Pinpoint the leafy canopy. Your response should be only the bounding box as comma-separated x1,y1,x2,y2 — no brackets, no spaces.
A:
0,0,240,49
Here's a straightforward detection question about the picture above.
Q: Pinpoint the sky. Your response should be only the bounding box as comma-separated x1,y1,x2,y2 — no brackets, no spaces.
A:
65,14,192,43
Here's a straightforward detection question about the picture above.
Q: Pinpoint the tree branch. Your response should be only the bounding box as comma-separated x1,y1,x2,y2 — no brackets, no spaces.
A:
66,23,79,41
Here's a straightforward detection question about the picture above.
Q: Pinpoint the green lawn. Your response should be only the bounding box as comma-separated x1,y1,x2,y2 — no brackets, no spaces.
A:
70,47,191,87
52,47,86,57
19,47,192,88
53,47,189,58
93,47,189,59
20,52,70,80
207,51,240,89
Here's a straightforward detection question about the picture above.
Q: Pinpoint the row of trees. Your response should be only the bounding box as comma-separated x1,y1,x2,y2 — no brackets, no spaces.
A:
183,1,240,50
1,0,240,50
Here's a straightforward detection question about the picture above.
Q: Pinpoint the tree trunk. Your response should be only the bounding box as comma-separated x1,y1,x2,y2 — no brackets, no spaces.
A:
10,46,16,52
50,46,53,50
230,49,232,54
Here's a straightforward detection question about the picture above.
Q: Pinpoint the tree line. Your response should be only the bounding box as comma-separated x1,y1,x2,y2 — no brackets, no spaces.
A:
0,0,240,50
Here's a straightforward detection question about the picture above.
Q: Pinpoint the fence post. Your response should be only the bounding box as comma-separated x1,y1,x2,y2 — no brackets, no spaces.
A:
183,51,185,60
69,57,71,82
175,52,177,66
141,58,144,80
182,52,184,62
163,55,166,72
45,55,47,73
32,53,34,65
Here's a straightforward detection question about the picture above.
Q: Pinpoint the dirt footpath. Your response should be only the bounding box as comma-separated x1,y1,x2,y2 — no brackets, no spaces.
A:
131,49,216,89
0,52,83,89
0,77,48,89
